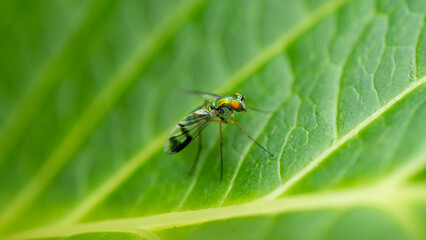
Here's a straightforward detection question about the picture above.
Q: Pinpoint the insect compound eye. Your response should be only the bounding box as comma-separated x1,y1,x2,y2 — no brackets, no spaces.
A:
230,99,243,112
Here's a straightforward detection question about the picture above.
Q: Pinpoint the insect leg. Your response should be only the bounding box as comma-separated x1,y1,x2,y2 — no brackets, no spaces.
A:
209,119,226,180
230,118,274,156
219,121,223,181
189,130,202,175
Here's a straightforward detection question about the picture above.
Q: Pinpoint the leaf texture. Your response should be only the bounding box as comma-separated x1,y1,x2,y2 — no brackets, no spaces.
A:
0,0,425,239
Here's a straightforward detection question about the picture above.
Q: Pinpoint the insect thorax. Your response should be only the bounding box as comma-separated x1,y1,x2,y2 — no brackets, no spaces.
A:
210,95,234,122
211,95,232,108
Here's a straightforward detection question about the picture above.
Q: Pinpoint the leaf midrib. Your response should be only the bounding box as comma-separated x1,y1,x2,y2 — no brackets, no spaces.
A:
5,181,426,240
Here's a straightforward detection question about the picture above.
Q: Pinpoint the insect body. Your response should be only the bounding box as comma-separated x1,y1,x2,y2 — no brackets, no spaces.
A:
164,92,274,180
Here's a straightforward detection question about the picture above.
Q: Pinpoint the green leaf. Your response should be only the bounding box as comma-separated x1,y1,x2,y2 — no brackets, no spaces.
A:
1,0,425,239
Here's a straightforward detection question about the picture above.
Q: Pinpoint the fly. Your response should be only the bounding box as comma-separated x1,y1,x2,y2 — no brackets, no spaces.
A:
163,91,274,180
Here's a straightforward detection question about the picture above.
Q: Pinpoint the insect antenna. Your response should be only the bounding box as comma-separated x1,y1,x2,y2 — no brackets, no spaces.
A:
245,102,272,113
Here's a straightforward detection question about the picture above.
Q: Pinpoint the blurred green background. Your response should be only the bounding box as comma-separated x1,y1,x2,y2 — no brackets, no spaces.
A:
0,0,426,239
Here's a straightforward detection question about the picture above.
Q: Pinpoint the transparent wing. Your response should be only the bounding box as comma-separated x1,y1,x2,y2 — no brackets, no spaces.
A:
164,108,219,154
182,90,220,99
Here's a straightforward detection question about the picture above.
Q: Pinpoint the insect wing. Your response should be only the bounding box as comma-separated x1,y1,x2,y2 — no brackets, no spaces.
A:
164,108,219,154
182,90,220,99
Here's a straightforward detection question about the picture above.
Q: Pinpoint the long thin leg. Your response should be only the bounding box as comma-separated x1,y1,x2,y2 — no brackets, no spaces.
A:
219,121,223,181
230,118,274,156
189,130,202,175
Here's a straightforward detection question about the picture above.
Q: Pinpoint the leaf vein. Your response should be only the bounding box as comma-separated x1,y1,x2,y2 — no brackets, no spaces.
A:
0,0,208,230
263,75,426,200
0,0,113,167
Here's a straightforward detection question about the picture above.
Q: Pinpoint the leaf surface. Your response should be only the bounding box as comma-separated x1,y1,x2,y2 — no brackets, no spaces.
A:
1,0,426,239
